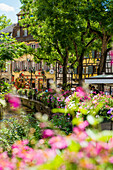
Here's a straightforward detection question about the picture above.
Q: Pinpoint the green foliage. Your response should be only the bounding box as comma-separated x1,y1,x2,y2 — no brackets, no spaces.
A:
0,33,29,94
0,14,12,31
0,81,11,94
28,89,35,97
51,113,72,134
1,88,113,168
0,115,29,151
0,112,41,152
17,88,23,95
84,0,113,34
20,0,97,85
0,32,28,61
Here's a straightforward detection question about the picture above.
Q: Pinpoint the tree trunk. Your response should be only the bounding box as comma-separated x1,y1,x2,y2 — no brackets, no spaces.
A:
0,70,2,93
98,34,108,91
78,53,84,86
63,56,68,88
98,34,108,74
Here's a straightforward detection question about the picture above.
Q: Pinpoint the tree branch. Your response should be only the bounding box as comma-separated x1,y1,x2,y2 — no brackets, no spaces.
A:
90,28,103,40
55,41,64,59
31,51,59,62
73,41,79,60
85,37,96,48
107,47,112,53
107,35,112,42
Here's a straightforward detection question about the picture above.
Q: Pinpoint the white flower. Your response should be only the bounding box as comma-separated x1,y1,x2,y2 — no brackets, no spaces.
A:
68,101,75,108
0,99,6,108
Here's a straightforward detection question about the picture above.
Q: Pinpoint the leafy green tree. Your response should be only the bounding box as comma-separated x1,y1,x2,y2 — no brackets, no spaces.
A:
0,32,28,92
20,0,96,86
83,0,113,75
0,32,27,61
0,15,12,31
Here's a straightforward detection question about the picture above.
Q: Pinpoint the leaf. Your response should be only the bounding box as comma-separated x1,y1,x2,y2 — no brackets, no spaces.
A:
86,129,113,142
72,117,83,126
37,155,64,170
52,108,68,114
68,141,81,152
87,115,103,126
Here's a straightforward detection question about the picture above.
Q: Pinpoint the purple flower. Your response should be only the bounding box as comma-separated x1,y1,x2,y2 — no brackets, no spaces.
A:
107,108,113,114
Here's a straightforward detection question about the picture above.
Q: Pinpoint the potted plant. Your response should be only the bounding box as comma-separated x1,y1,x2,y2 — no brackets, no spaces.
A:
28,89,34,99
25,89,27,96
17,88,22,96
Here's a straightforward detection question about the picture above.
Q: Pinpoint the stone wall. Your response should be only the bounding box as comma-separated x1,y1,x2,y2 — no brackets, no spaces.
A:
20,97,51,117
101,121,113,130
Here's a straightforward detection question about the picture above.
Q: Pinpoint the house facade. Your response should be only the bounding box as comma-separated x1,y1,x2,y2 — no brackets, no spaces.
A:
0,12,56,90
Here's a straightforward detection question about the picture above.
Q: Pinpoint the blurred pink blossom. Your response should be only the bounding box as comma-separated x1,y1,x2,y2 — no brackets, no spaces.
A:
76,87,88,99
49,136,68,149
42,129,54,138
5,93,21,109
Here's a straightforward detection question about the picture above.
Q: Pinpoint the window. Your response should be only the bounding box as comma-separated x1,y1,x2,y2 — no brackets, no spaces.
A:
18,16,21,20
31,44,35,49
17,29,20,37
83,67,85,74
5,62,8,72
24,29,27,36
86,67,88,74
9,32,12,37
88,66,93,74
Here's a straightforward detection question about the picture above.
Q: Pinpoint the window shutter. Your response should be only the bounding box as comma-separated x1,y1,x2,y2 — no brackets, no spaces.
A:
12,61,14,71
17,29,20,37
82,67,85,74
20,61,22,70
36,63,38,71
86,67,88,74
24,29,27,36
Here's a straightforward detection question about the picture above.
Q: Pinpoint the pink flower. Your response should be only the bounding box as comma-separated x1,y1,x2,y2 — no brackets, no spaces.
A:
109,156,113,163
9,96,21,109
78,121,89,130
5,93,12,101
76,87,87,99
42,129,54,138
39,122,48,128
35,149,56,165
5,93,21,109
49,136,67,149
110,50,113,57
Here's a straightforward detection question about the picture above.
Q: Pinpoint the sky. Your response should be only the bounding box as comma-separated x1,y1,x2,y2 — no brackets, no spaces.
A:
0,0,21,23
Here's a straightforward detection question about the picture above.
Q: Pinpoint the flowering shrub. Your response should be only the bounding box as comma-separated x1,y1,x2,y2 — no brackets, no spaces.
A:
1,87,113,169
0,114,113,169
51,113,72,134
0,81,11,94
5,93,21,109
65,88,113,121
36,90,73,109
